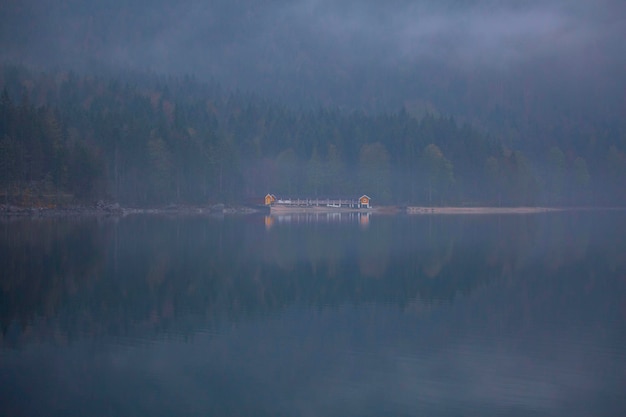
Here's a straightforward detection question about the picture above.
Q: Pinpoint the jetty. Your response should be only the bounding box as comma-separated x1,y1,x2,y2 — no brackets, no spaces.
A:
265,194,371,213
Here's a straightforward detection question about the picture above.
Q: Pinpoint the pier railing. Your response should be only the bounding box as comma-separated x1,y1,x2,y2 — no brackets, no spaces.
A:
276,198,359,207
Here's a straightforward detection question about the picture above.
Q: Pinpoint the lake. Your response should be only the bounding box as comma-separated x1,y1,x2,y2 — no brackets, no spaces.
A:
1,211,625,416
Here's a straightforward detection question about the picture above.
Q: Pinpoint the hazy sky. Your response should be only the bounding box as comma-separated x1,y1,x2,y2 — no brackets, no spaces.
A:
1,0,624,112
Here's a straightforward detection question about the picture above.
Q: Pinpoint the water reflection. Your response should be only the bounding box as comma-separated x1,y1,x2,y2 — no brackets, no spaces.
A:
1,212,624,346
1,212,625,416
265,212,371,229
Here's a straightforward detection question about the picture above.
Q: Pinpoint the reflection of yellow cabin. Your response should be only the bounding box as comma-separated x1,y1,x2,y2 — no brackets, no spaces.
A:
359,195,371,208
264,194,277,205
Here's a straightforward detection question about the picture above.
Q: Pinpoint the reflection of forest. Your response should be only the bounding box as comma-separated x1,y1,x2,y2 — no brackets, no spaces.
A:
0,218,107,341
1,212,625,346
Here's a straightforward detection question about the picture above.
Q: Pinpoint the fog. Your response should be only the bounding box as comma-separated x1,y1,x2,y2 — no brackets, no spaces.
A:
1,0,625,207
2,0,624,112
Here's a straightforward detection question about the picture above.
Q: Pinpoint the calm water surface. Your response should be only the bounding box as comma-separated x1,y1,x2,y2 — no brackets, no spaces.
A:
1,212,625,416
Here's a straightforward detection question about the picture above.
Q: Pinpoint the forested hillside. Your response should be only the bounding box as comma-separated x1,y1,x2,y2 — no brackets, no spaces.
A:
1,65,624,207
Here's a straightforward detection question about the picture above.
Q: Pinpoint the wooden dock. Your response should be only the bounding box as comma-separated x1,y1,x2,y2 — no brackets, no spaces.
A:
267,195,371,213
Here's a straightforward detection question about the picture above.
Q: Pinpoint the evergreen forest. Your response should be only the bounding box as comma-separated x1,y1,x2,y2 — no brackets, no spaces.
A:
1,65,624,207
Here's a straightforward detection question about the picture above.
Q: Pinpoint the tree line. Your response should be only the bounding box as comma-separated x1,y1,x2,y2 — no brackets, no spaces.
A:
1,64,624,206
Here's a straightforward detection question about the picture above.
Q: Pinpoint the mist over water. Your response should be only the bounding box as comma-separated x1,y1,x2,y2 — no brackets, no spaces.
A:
1,212,625,416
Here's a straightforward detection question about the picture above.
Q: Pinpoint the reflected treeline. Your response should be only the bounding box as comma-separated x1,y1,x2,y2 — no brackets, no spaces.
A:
0,218,107,337
445,212,626,350
1,212,625,346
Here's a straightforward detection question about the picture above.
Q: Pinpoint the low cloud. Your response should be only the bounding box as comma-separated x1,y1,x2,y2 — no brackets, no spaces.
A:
0,0,624,109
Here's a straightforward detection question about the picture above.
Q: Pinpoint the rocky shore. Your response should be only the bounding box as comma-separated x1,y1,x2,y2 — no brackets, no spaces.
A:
0,201,261,218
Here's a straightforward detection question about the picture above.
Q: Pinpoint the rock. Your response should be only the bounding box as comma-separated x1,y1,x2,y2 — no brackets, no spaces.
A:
210,203,225,213
96,201,122,213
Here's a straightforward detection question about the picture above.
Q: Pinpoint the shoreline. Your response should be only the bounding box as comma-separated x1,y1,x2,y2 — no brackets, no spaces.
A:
2,203,625,219
0,203,261,218
406,206,562,215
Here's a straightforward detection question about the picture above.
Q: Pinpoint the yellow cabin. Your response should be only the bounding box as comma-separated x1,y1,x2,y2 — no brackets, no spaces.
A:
264,194,276,205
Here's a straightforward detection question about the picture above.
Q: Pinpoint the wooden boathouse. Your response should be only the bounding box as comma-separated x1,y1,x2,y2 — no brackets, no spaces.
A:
264,194,371,209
